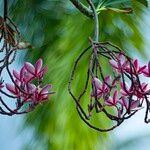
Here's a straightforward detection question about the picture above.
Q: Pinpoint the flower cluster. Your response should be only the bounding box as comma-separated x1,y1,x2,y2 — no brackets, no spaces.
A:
69,41,150,132
91,54,150,116
0,58,53,115
6,58,52,104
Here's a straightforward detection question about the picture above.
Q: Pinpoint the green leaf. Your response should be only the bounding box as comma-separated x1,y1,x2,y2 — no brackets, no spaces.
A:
96,0,131,11
96,0,148,7
97,7,133,14
103,0,130,6
134,0,148,7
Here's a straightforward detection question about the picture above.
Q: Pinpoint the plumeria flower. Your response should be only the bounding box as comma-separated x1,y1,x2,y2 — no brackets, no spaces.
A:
121,97,141,111
135,82,149,98
126,59,146,75
120,81,148,98
32,85,52,104
6,80,21,97
21,83,37,102
104,75,117,87
91,78,104,99
109,54,129,73
91,77,111,99
13,66,33,83
120,82,133,96
105,90,118,106
25,58,48,79
142,61,150,77
5,58,53,105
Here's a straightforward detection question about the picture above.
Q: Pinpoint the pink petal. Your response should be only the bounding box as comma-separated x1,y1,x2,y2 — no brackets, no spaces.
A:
121,97,129,110
93,78,102,90
130,100,140,110
13,70,20,80
40,95,48,100
109,60,118,69
104,76,111,83
142,69,150,77
118,54,126,66
35,58,43,74
122,60,129,68
6,83,17,95
39,66,48,78
26,83,36,93
120,82,130,92
113,90,118,104
141,83,148,91
24,74,34,83
24,62,35,75
139,66,146,73
20,67,26,78
102,82,108,92
133,59,139,70
104,75,112,87
40,85,52,95
120,89,128,96
97,90,103,99
105,97,114,106
91,89,103,99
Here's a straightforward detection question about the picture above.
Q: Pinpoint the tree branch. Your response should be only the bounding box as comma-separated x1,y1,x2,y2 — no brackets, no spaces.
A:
4,0,8,21
69,0,93,18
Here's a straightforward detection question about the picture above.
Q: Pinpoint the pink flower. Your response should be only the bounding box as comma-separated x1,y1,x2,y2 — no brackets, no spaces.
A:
6,81,20,97
142,61,150,77
6,58,53,104
91,78,104,99
120,81,148,98
104,75,117,87
105,90,118,106
91,77,110,99
13,67,33,83
120,82,133,96
135,82,148,98
109,54,129,72
121,97,140,111
24,58,48,79
32,85,52,104
126,59,146,75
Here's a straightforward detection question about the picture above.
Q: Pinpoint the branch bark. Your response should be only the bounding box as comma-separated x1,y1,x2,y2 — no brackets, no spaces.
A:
69,0,93,18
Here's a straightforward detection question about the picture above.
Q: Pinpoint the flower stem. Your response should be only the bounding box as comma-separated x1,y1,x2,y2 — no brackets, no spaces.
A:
86,0,99,42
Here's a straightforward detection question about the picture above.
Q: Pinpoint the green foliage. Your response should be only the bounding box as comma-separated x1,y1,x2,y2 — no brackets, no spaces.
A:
11,0,147,149
94,0,148,7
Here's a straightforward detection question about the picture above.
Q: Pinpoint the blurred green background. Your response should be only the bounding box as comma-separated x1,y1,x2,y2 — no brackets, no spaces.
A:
5,0,150,149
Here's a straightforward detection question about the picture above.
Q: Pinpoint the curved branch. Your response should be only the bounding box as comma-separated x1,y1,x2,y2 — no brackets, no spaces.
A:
69,0,93,18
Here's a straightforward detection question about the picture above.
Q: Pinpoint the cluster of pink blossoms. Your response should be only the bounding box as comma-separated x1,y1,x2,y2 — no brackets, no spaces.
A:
3,58,52,108
68,41,150,132
91,54,150,118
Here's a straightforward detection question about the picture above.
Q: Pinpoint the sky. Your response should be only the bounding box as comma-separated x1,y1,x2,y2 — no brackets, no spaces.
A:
0,48,27,150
